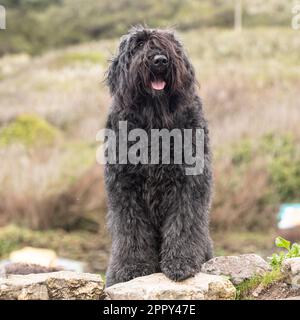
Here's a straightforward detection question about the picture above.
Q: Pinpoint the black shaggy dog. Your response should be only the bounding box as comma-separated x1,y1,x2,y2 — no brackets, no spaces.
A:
104,26,213,287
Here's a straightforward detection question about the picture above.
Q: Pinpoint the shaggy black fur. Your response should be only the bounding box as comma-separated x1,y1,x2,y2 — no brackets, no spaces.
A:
104,26,213,287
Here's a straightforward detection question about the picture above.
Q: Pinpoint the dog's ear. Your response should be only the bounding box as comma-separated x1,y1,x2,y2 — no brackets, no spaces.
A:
106,57,118,95
106,36,128,95
182,52,195,88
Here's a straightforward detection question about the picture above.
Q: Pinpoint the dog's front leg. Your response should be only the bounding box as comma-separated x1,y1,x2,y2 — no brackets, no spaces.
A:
105,227,160,288
105,175,160,287
160,177,213,282
105,218,160,287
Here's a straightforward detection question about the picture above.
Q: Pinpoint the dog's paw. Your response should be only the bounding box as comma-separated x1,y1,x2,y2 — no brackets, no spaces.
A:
161,258,199,282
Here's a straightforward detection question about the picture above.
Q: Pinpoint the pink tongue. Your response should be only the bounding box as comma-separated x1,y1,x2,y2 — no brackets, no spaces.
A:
151,80,166,90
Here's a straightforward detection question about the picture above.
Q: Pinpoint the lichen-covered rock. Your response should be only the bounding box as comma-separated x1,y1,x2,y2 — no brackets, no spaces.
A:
3,263,63,275
105,272,236,300
46,272,104,299
281,258,300,287
201,254,271,285
0,271,104,300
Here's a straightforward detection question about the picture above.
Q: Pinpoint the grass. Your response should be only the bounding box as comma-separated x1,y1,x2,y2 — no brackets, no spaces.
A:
0,224,110,273
212,231,276,257
0,114,61,148
0,224,83,258
52,51,106,68
236,268,284,300
0,140,101,229
0,27,299,266
234,236,300,299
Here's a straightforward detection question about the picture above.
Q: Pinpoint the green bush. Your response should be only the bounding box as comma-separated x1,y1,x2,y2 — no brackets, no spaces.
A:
0,114,60,147
0,0,294,56
261,133,300,202
231,139,253,166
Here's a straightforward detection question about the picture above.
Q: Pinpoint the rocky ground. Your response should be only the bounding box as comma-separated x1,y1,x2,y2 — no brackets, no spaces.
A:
1,254,300,300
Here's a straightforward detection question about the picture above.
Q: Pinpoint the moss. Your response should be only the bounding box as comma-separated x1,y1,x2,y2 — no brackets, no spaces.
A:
0,114,60,148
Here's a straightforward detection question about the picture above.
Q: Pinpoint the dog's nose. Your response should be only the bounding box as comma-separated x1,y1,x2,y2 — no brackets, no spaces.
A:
153,54,168,67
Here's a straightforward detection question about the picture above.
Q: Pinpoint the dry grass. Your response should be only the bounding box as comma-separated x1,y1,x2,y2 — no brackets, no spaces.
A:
0,27,299,232
0,144,106,229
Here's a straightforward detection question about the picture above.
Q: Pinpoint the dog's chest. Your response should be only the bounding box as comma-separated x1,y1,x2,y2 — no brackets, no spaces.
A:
142,165,185,224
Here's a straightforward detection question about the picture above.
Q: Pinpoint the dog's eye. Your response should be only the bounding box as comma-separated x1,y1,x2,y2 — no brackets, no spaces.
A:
136,41,144,48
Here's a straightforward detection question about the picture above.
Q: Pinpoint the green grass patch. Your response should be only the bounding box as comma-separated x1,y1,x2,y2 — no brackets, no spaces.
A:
236,268,284,300
236,237,300,299
54,52,106,67
0,224,99,261
235,275,262,300
0,114,61,148
231,138,253,166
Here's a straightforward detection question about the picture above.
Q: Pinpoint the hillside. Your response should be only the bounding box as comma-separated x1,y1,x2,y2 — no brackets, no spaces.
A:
0,27,300,271
0,0,293,55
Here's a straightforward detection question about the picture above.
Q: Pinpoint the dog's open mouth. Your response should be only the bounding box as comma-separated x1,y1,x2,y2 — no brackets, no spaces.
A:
151,80,166,91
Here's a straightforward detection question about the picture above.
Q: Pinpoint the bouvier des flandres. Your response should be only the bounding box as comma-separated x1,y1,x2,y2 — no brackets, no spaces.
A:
104,26,213,287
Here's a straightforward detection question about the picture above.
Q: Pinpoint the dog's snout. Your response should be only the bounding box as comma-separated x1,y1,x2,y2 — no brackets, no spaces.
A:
153,54,168,67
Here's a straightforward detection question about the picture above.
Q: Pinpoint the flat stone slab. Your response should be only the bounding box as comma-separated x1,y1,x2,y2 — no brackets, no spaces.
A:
105,272,236,300
0,271,104,300
201,254,271,285
282,296,300,300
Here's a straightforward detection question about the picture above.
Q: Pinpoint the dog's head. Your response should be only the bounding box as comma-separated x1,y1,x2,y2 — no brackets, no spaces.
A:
106,26,195,100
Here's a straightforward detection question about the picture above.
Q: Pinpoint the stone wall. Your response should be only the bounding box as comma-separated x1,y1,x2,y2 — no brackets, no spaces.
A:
1,255,300,300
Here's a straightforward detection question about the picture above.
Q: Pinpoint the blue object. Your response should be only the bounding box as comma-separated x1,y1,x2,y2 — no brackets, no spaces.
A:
278,203,300,229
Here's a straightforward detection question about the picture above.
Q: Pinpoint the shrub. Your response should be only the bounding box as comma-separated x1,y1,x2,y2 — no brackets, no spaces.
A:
0,141,103,230
0,114,60,147
261,133,300,202
231,138,253,166
212,132,300,231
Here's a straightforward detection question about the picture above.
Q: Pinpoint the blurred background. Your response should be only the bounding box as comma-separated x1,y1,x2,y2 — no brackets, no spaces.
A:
0,0,299,275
